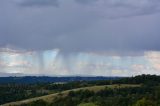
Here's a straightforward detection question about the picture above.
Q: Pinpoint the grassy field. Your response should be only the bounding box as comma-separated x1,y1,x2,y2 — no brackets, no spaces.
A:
2,84,140,106
78,102,98,106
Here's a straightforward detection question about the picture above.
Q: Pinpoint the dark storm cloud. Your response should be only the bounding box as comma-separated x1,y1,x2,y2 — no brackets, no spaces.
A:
1,0,160,53
75,0,160,19
17,0,59,7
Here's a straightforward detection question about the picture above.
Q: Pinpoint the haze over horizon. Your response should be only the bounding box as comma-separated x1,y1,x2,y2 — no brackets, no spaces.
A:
1,0,160,76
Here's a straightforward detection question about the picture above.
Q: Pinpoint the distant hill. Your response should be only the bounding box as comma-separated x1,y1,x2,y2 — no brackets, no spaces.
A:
0,72,26,77
0,76,122,84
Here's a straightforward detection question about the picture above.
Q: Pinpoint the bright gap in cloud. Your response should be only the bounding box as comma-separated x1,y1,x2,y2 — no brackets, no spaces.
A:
0,48,160,76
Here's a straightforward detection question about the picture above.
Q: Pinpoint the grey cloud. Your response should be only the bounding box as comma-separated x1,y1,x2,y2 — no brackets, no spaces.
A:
16,0,59,7
1,0,160,54
75,0,160,19
75,0,98,4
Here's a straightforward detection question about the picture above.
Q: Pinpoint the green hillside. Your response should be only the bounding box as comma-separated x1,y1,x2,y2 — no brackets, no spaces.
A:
2,84,140,106
1,75,160,106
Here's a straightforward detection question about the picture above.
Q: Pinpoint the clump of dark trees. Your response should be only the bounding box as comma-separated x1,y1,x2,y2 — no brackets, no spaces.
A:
1,74,160,106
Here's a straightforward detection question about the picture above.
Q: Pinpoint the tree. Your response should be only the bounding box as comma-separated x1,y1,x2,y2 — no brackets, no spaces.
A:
133,98,155,106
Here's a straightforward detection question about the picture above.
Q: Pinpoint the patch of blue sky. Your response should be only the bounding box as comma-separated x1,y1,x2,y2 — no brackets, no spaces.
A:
43,50,58,68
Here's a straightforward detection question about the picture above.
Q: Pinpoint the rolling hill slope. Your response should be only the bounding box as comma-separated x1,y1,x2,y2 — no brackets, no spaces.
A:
2,84,140,106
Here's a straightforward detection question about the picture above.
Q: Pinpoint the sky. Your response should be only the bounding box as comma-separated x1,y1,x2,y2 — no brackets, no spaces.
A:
0,0,160,76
